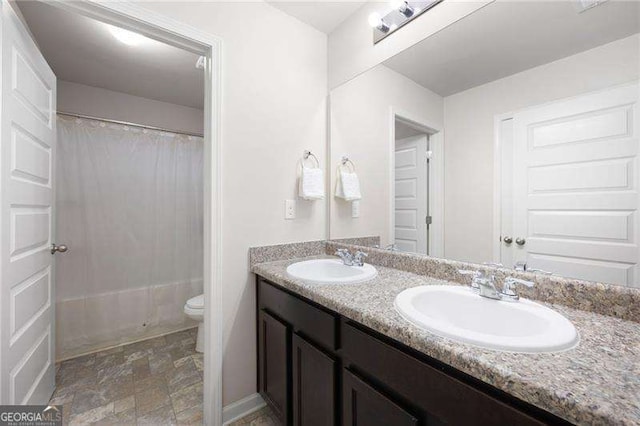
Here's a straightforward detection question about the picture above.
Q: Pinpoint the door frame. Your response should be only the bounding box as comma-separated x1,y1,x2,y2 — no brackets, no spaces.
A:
39,2,223,425
389,107,444,257
493,112,513,264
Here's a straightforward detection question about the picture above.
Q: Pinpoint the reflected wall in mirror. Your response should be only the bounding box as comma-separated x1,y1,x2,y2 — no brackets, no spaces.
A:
329,0,640,287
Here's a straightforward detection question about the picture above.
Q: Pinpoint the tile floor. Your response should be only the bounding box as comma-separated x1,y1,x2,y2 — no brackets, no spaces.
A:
228,406,280,426
50,328,203,425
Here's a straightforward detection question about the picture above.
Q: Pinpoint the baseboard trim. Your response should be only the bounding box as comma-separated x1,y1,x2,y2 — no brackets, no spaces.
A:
56,325,197,363
222,393,266,425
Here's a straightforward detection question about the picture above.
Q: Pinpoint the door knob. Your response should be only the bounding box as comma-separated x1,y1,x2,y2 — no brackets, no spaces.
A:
515,237,526,246
51,244,68,254
503,236,513,244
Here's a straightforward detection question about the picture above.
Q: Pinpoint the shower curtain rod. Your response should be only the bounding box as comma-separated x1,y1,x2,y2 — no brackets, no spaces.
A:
57,111,204,138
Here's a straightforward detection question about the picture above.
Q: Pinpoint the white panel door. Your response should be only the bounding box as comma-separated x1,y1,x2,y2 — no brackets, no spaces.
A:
1,2,57,404
394,135,428,253
512,83,639,286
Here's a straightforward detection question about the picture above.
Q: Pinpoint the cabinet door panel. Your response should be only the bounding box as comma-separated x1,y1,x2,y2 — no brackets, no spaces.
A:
343,369,418,426
258,310,289,424
292,333,336,426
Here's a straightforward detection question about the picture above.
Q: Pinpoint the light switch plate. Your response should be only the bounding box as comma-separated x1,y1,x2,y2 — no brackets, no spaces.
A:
285,199,296,219
352,200,360,218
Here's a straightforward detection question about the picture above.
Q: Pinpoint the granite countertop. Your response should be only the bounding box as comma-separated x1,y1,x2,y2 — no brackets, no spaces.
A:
252,255,640,426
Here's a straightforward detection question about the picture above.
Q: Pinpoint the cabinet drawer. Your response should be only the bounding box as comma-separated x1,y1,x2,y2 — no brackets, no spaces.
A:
342,322,545,425
259,278,338,351
343,369,418,426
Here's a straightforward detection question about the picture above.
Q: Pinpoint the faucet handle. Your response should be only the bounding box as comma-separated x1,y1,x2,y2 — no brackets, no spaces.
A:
500,277,534,301
353,251,368,266
505,277,534,287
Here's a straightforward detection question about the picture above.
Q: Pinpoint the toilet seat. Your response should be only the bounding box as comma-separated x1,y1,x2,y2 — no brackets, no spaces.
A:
186,294,204,310
184,294,205,353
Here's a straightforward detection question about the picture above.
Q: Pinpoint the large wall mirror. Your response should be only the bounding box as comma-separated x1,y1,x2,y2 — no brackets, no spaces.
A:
329,0,640,287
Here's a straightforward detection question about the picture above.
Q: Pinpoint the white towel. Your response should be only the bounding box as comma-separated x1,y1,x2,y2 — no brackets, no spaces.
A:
335,171,362,201
299,166,325,200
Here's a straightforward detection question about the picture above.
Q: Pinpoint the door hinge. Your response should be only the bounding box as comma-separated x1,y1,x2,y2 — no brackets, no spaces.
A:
426,150,433,161
426,215,432,225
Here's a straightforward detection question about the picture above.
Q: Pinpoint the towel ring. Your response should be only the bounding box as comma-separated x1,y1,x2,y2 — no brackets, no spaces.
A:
303,150,320,168
340,156,356,172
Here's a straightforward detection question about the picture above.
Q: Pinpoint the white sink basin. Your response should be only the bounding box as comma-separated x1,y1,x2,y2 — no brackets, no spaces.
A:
395,285,579,353
286,259,377,285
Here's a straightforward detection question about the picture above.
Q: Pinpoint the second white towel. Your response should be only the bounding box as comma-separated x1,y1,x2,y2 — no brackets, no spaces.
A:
336,171,362,201
299,166,325,200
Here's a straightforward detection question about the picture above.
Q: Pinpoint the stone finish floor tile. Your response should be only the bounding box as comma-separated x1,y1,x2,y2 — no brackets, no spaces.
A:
50,328,201,425
228,406,281,426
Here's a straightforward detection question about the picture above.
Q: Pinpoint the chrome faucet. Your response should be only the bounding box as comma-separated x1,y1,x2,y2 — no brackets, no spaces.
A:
458,269,534,302
335,249,354,266
334,249,368,267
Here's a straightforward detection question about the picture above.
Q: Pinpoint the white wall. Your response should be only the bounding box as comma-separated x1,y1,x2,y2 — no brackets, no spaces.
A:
58,80,204,135
140,2,327,406
328,0,492,89
330,65,442,244
443,34,640,263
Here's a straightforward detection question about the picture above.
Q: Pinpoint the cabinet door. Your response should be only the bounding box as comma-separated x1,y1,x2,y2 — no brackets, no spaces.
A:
292,334,336,426
258,310,289,424
343,369,418,426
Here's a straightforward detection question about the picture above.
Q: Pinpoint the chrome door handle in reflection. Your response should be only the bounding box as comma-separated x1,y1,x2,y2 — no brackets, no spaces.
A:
503,236,513,244
51,244,68,254
515,237,526,246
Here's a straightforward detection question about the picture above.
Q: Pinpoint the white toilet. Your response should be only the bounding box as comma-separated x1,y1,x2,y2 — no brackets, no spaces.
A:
184,294,204,353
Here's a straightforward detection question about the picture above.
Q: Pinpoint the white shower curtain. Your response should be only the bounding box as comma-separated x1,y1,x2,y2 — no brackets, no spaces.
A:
55,115,203,359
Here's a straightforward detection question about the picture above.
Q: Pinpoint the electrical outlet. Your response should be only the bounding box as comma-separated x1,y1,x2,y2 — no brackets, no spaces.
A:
285,199,296,219
352,200,360,218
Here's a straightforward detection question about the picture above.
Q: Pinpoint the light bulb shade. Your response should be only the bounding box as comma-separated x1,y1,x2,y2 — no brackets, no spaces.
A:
368,12,383,28
390,0,406,11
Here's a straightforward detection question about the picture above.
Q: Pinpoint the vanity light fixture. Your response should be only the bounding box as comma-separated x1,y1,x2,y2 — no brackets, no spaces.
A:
369,0,444,44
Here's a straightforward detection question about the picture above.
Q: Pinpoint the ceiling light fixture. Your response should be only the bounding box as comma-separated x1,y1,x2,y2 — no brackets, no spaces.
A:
368,12,390,33
108,25,148,46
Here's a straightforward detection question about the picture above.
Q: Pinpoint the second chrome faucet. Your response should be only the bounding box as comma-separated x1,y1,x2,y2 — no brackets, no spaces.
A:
335,249,368,267
458,269,534,302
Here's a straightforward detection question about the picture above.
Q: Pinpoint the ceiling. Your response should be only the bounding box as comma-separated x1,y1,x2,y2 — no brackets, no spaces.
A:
267,1,366,34
383,0,640,97
17,1,204,109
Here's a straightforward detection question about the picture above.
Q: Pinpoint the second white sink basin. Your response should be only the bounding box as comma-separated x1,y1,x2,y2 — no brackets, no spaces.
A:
395,285,579,353
286,259,377,285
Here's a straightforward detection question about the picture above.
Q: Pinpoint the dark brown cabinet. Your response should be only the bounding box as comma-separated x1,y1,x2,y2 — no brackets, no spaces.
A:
343,369,418,426
292,333,336,426
258,310,289,424
256,277,570,426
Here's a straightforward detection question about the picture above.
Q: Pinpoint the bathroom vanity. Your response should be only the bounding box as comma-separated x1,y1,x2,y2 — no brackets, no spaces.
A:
255,276,570,425
250,241,640,426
